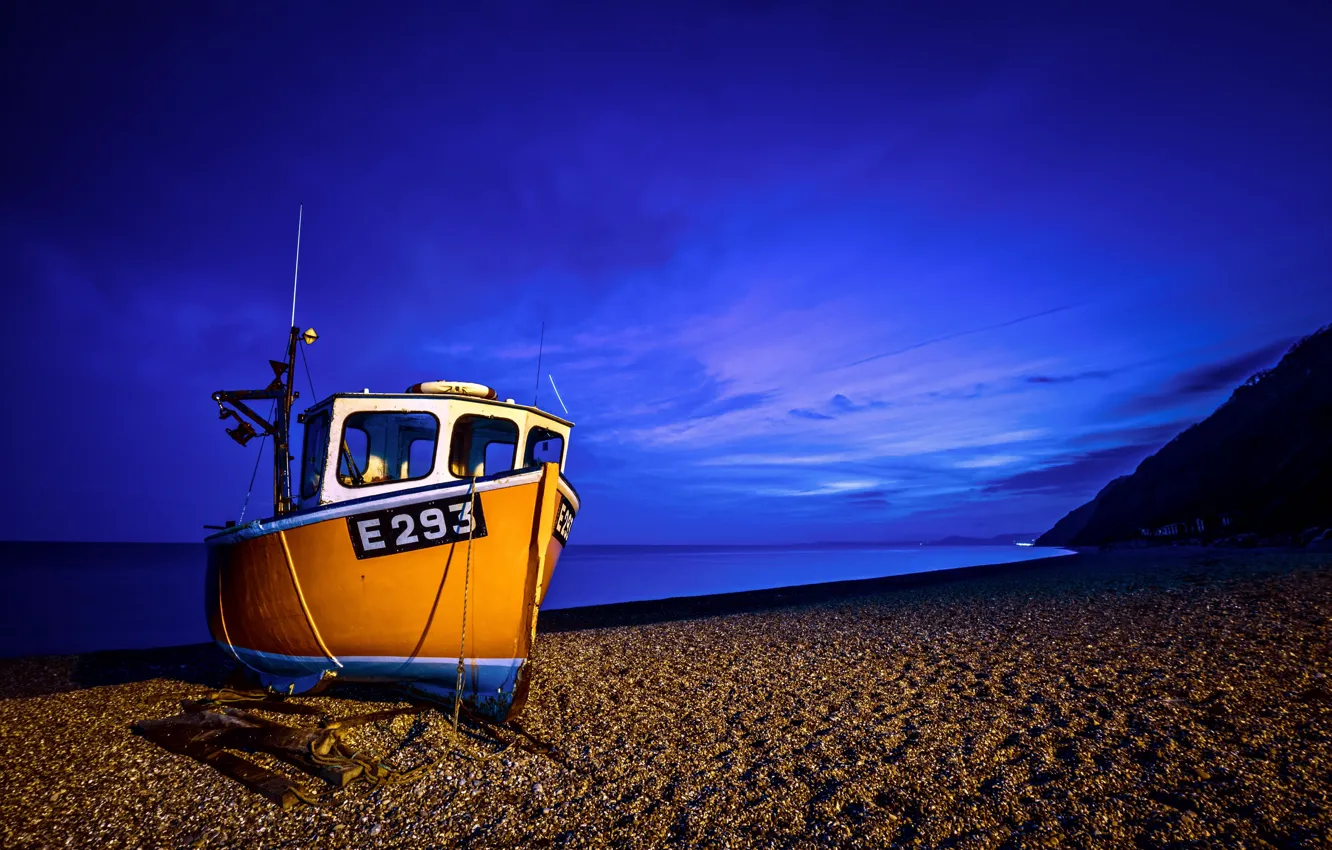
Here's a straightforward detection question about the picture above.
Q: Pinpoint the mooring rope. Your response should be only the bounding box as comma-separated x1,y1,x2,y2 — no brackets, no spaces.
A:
308,733,441,787
278,529,342,668
214,565,244,667
453,476,478,742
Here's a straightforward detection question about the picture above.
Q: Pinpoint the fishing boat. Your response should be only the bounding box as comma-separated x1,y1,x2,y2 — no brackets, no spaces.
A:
205,325,578,721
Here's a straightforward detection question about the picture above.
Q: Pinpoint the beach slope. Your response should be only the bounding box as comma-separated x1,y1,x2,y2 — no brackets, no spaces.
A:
1,549,1329,848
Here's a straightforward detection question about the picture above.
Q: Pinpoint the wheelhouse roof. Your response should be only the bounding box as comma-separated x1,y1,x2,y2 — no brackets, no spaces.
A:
300,392,575,428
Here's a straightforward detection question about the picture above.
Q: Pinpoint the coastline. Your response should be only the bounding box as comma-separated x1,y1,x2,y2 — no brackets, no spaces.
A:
2,547,1329,847
539,548,1078,632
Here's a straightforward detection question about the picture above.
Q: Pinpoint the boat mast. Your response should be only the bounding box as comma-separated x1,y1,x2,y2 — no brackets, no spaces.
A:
210,206,312,519
273,325,301,514
211,327,304,518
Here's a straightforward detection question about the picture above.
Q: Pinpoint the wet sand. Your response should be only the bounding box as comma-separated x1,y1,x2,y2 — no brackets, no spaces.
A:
1,548,1329,848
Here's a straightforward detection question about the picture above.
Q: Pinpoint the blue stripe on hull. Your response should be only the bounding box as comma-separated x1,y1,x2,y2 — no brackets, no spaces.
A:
226,644,525,718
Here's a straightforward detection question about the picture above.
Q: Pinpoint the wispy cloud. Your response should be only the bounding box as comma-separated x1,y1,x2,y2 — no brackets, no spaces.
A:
954,454,1023,469
1118,338,1294,415
1067,420,1190,449
757,479,883,497
983,444,1156,496
829,393,891,413
696,452,874,467
1024,370,1114,384
835,303,1086,371
789,408,835,420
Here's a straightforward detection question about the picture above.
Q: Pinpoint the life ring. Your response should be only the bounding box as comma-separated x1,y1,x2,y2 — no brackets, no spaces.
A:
405,380,498,399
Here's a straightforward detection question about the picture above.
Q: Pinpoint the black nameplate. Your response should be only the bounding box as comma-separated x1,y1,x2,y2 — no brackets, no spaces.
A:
553,495,576,546
346,492,488,560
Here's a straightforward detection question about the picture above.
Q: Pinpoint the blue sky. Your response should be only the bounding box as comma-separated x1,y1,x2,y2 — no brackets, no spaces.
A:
3,1,1330,543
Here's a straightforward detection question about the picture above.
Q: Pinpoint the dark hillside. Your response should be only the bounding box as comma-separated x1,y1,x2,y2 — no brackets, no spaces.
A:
1036,324,1332,547
1035,476,1128,547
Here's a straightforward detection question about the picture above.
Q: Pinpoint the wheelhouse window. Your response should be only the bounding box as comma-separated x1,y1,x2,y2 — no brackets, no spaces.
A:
336,411,439,487
300,411,331,499
524,426,565,466
449,415,519,478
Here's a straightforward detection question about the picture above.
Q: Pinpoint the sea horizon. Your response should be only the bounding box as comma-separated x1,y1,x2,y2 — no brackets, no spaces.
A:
0,540,1072,659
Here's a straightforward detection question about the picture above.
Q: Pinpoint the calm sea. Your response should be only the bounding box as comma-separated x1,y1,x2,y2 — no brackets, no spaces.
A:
0,542,1072,658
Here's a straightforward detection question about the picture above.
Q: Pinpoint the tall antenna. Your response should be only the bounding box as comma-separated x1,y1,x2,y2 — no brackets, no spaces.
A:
533,320,545,406
283,202,304,508
212,203,310,519
289,203,303,328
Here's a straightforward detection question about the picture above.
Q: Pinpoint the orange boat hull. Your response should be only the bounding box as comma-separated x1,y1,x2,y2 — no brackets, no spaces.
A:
204,463,575,720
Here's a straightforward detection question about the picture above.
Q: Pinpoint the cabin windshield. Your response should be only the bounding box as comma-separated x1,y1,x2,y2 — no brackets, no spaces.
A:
449,415,519,478
524,426,565,466
337,411,439,487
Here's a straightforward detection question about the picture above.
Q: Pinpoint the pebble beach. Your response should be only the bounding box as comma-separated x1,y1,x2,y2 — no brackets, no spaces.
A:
1,548,1329,849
